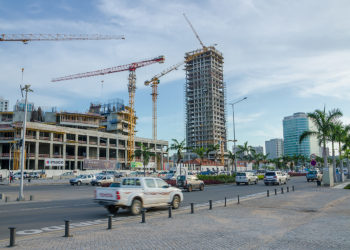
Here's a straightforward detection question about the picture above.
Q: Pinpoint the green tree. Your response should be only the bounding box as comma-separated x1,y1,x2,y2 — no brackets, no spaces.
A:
193,147,206,170
236,141,255,162
134,143,154,177
332,123,350,181
169,139,188,164
227,150,236,173
299,107,342,186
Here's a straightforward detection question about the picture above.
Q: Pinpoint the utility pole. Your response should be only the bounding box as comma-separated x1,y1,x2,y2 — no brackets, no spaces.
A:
229,97,247,173
19,84,33,201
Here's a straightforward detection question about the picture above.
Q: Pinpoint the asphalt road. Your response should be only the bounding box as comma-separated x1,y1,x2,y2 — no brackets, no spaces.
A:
0,177,316,240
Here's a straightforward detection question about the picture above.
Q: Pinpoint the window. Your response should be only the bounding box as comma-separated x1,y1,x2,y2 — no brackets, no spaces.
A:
145,179,156,188
123,178,136,186
237,173,246,176
135,179,141,186
155,179,168,188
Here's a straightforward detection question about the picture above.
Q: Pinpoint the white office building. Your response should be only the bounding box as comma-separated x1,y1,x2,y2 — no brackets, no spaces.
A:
0,97,9,112
265,138,284,159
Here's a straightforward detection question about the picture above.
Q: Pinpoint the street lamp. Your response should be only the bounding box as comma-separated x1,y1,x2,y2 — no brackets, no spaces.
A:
229,97,247,173
19,84,33,201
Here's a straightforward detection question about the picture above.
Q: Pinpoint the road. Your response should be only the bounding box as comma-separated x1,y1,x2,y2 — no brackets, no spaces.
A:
0,177,316,240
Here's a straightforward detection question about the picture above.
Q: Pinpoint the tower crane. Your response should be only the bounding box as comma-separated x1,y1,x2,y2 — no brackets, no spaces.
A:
52,56,165,164
0,34,125,44
183,13,207,51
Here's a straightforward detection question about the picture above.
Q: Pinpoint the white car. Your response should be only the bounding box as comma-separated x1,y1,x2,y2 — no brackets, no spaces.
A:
70,174,95,185
95,177,183,215
264,171,287,185
235,172,258,185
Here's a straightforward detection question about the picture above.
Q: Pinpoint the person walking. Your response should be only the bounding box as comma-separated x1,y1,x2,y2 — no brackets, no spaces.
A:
9,171,13,183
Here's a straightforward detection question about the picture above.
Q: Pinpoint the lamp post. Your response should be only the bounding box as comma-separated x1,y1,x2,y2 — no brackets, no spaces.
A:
19,84,33,201
229,97,247,173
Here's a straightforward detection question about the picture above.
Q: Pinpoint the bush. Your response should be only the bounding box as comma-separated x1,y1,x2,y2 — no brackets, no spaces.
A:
257,174,264,180
344,184,350,189
197,174,236,184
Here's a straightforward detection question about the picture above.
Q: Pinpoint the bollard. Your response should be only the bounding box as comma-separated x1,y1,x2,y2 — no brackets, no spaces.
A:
274,189,277,195
8,227,16,247
108,215,112,230
141,209,146,223
209,200,212,210
191,203,194,214
5,196,9,202
0,193,3,200
224,197,227,207
168,205,172,218
267,190,269,197
281,187,284,194
292,186,295,192
64,220,72,237
30,195,34,201
237,195,240,204
287,186,289,192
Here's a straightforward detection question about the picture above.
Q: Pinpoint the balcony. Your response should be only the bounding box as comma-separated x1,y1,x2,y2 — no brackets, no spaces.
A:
78,140,87,144
66,155,75,159
89,141,97,145
52,154,63,158
39,137,50,141
39,154,49,158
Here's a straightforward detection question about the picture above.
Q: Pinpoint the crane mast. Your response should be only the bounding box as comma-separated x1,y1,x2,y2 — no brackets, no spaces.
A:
52,56,165,165
0,34,125,43
183,13,206,49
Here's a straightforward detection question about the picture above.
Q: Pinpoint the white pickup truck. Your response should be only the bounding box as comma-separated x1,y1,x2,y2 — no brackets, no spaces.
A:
94,177,184,215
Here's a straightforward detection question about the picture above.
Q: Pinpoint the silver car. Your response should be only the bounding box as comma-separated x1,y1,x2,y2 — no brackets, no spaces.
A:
236,172,258,185
70,174,95,186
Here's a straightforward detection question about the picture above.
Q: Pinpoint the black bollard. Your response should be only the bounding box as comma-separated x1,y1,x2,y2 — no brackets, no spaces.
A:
168,205,172,218
5,196,9,202
237,195,240,204
267,190,269,197
274,189,277,195
281,187,284,194
30,195,34,201
287,186,289,192
191,203,194,214
209,200,212,210
224,197,227,207
8,227,16,247
141,209,146,223
64,220,71,237
292,186,295,192
108,215,112,229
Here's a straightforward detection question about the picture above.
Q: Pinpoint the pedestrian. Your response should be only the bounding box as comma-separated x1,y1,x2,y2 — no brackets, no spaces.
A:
9,171,13,183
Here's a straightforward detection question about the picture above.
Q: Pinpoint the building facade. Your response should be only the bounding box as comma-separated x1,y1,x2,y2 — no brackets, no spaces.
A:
265,138,284,159
0,110,167,171
283,112,320,157
0,97,9,112
14,99,34,112
252,146,264,155
185,47,227,151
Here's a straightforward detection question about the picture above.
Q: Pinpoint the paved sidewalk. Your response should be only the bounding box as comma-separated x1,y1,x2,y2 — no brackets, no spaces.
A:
0,187,349,249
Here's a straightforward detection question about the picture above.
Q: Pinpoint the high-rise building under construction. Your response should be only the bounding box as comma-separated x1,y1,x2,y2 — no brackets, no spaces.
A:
185,46,227,151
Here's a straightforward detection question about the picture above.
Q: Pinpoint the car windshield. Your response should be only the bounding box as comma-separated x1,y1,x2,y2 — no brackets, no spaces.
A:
177,175,186,181
96,176,104,180
77,175,84,178
309,171,317,174
265,172,275,176
237,173,246,176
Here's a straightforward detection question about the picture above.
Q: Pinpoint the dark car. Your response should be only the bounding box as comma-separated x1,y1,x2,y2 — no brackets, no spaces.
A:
176,175,204,192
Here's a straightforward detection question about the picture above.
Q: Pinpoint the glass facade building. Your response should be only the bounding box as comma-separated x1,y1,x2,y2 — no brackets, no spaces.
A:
283,112,320,157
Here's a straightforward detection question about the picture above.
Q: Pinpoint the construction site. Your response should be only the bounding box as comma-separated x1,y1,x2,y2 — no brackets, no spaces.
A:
0,14,230,171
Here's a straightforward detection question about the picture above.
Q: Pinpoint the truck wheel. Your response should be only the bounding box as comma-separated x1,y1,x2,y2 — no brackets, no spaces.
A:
255,180,258,185
307,179,309,182
131,199,142,215
188,185,193,192
107,206,119,215
199,184,204,191
172,195,180,209
77,181,81,186
236,182,240,186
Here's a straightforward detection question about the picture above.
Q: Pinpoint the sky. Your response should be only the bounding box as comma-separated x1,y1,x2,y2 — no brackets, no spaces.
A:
1,0,350,153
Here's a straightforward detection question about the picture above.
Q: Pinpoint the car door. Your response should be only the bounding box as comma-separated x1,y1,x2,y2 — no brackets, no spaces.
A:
143,178,158,205
155,178,170,203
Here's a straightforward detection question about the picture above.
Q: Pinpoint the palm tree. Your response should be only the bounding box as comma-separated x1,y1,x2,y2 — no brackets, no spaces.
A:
193,147,206,171
236,142,255,168
227,150,235,173
342,133,350,179
333,123,350,182
169,139,187,164
299,107,342,186
134,143,154,177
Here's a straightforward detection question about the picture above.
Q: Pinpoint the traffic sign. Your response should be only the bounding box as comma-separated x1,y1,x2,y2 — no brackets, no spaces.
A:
310,159,317,166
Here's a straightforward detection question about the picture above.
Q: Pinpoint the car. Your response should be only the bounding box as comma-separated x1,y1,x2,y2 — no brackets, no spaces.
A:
306,170,322,182
95,177,183,215
235,172,259,185
282,171,291,180
91,175,114,186
157,171,168,179
70,174,95,185
29,172,40,179
13,172,23,180
176,175,204,192
264,171,287,185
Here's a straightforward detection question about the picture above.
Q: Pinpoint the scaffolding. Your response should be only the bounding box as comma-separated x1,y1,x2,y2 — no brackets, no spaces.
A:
185,47,227,151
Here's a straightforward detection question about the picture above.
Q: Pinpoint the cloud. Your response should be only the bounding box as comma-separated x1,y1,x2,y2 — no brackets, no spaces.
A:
235,112,264,123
